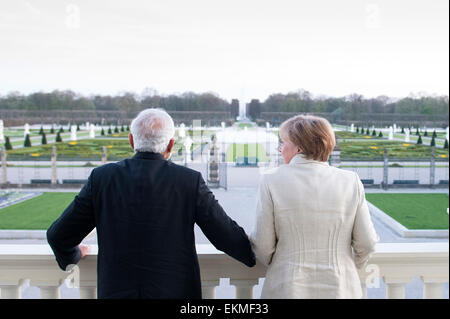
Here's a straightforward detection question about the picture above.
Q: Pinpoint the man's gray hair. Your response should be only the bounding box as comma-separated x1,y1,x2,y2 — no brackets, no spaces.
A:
130,108,175,153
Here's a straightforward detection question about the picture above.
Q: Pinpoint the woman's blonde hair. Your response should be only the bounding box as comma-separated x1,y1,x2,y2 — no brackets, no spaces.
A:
279,115,336,162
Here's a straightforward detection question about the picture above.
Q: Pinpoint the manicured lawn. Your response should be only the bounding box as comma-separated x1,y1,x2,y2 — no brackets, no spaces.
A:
366,193,449,230
0,193,77,230
226,143,268,162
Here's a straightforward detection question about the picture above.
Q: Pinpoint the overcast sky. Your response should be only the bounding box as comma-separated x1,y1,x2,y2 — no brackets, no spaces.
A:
0,0,448,102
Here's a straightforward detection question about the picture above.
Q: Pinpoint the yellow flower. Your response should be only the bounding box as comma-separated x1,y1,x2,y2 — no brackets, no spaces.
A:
30,153,40,157
369,146,378,150
113,134,119,137
68,141,77,145
364,136,371,139
403,143,410,146
107,145,113,149
440,154,448,158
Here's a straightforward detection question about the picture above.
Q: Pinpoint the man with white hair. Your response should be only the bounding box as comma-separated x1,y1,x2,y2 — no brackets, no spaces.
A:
47,108,255,299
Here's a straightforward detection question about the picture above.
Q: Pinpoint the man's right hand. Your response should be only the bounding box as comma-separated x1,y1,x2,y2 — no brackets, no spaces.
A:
79,244,91,258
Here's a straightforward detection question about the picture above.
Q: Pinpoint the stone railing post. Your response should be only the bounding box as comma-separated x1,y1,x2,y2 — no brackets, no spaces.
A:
430,146,435,187
422,278,444,299
0,279,25,299
208,134,219,188
101,146,107,164
1,147,7,185
51,146,57,185
201,280,220,299
382,148,389,190
230,279,259,299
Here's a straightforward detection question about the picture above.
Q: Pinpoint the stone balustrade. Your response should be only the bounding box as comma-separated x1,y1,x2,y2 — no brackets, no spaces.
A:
0,243,448,299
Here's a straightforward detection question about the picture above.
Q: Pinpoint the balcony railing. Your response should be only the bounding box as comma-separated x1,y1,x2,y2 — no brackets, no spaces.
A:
0,243,448,299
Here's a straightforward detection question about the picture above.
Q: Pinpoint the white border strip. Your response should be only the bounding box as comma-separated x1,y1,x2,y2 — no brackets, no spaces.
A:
368,201,449,238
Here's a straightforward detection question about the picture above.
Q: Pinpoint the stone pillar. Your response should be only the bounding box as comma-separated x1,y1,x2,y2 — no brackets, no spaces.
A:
382,148,389,190
70,125,77,141
184,136,193,164
329,139,341,167
430,146,435,187
221,122,226,162
101,146,107,164
178,123,186,138
51,146,57,185
201,280,219,299
89,124,95,138
1,147,7,185
230,279,259,299
388,126,394,140
24,123,30,138
0,119,4,143
405,128,410,142
208,134,220,188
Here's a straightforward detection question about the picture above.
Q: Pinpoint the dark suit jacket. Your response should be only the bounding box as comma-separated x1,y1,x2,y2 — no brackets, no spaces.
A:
46,152,255,298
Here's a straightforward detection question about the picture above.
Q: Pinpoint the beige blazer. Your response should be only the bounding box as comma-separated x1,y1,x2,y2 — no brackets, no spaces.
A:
250,154,379,299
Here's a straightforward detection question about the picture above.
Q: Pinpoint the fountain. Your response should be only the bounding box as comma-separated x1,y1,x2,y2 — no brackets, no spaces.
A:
236,100,250,122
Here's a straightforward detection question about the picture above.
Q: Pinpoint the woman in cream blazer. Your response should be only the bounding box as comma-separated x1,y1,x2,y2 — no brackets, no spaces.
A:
250,115,379,299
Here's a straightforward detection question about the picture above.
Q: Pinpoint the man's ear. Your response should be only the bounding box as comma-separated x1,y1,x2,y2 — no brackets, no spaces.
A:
166,138,175,153
128,133,134,150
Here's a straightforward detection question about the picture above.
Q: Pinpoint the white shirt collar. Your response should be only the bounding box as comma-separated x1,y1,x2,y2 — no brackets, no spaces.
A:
288,153,330,166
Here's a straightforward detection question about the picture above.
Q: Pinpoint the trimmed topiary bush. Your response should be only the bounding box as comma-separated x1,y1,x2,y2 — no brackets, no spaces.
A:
4,136,12,150
430,136,436,146
41,132,47,145
24,134,32,147
417,135,423,145
56,132,62,142
430,136,436,147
